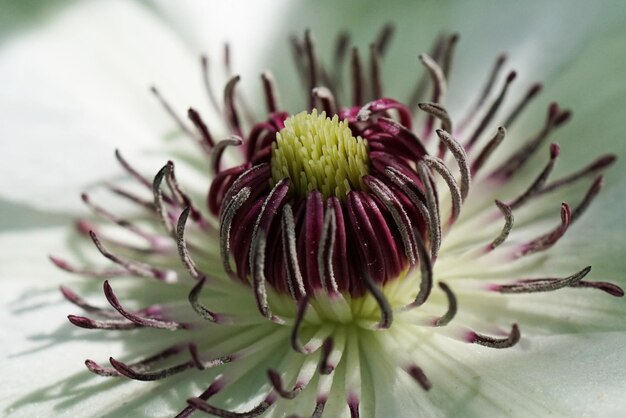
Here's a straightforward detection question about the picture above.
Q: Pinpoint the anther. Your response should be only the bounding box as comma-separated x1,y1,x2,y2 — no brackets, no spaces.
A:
408,35,445,110
261,71,281,114
223,43,232,74
281,204,307,300
318,337,335,375
436,129,471,201
200,55,222,114
458,53,506,131
487,200,514,251
291,296,310,353
508,143,560,210
503,83,542,128
211,135,243,175
540,155,616,195
384,166,438,258
304,29,319,109
419,54,447,107
516,202,570,258
401,222,433,310
60,286,118,318
571,176,603,223
318,206,339,294
268,370,309,403
90,230,178,282
68,315,138,330
374,23,395,56
114,149,154,190
224,75,243,137
494,266,592,293
150,85,196,139
152,164,175,235
440,33,459,79
406,365,432,391
312,87,338,116
86,343,188,377
188,277,219,323
220,187,251,279
351,47,365,106
176,376,226,418
466,71,516,149
50,255,127,278
361,268,393,329
467,324,520,348
249,180,290,322
107,184,156,212
103,280,186,330
493,103,572,179
109,356,193,381
423,155,462,223
332,31,351,84
81,193,164,249
432,282,457,327
376,116,426,158
365,176,419,264
166,162,209,228
416,161,442,258
369,44,383,99
418,102,452,134
570,280,624,297
419,54,447,139
471,126,506,175
187,393,276,418
176,208,208,282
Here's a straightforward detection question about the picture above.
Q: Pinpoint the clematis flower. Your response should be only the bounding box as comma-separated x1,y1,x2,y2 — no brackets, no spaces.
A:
2,1,626,417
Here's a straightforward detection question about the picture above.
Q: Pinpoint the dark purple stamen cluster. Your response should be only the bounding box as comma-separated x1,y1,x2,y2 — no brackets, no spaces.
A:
51,26,624,418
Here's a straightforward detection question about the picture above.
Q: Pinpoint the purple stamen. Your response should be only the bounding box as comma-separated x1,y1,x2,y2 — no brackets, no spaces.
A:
187,392,277,418
67,315,138,330
458,53,506,132
200,55,222,115
508,143,560,210
103,280,186,330
89,230,177,282
188,278,219,323
516,202,570,258
224,75,243,137
470,126,506,176
291,296,310,353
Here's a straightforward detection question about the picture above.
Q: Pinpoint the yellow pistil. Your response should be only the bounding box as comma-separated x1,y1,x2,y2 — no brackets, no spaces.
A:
271,110,370,199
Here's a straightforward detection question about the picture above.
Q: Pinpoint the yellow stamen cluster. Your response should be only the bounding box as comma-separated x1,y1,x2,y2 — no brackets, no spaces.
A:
271,110,370,199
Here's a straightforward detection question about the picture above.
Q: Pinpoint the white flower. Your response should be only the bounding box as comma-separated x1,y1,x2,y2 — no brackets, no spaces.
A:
1,1,626,417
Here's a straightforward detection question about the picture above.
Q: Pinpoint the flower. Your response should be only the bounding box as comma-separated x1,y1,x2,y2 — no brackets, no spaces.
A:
3,1,626,418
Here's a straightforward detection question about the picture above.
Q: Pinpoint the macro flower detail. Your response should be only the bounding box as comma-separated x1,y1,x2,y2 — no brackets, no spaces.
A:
51,26,624,417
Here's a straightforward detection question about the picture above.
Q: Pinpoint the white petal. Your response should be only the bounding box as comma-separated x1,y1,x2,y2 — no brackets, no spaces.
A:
0,0,209,213
0,226,130,417
433,332,626,417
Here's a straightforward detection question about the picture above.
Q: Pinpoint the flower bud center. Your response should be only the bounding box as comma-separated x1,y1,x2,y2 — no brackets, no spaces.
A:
271,110,370,199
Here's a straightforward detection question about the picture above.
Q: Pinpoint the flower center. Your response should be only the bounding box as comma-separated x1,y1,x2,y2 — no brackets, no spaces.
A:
270,110,370,199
